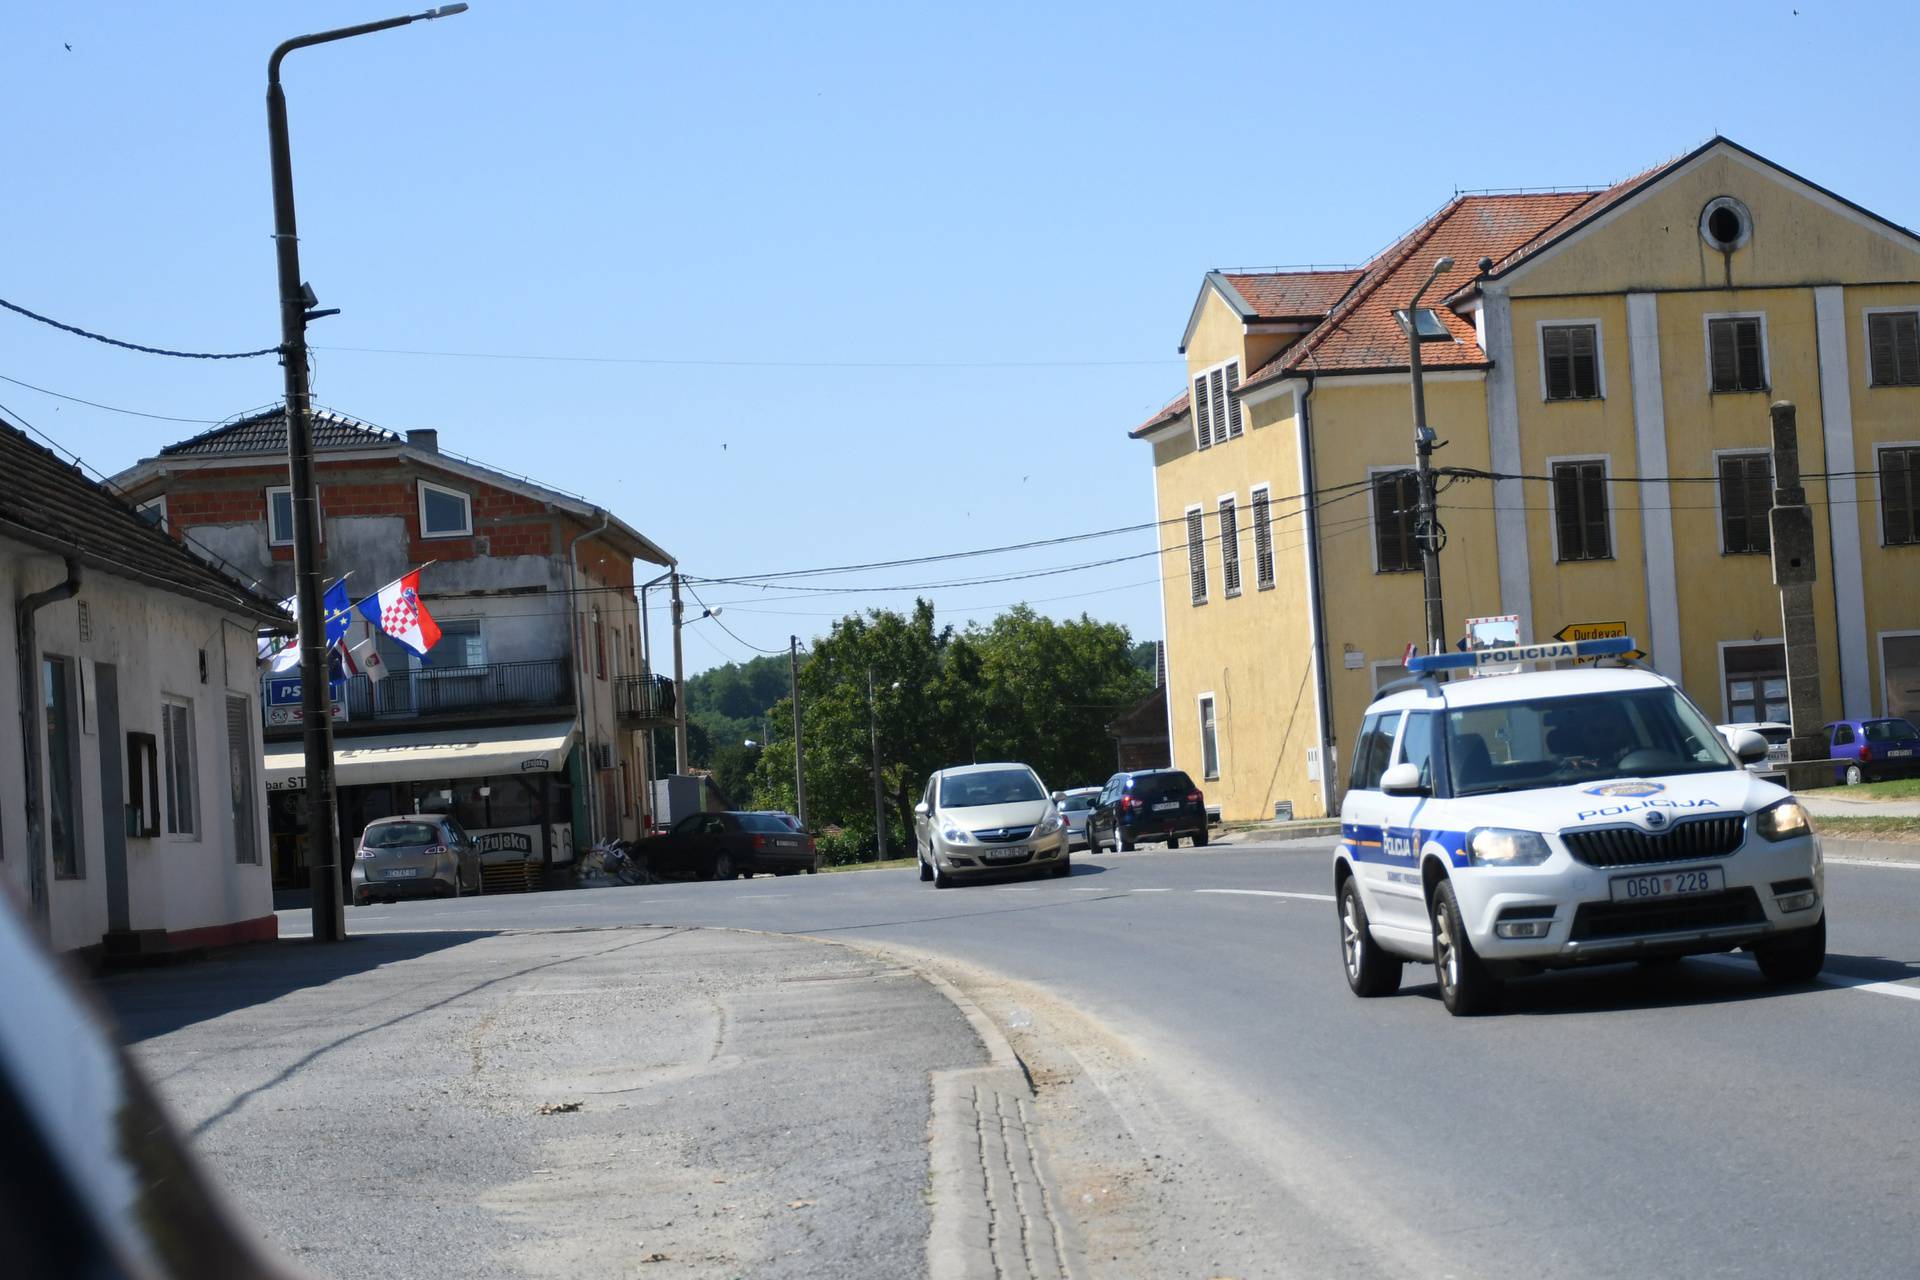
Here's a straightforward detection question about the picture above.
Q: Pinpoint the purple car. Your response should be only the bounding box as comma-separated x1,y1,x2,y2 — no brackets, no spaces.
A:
1824,717,1920,784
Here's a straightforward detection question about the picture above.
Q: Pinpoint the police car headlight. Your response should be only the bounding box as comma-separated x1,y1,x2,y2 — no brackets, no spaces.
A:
1466,828,1552,867
1755,799,1812,842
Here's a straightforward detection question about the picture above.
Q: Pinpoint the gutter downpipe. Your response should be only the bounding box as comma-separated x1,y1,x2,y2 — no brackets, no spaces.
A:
1296,378,1337,817
568,514,611,845
17,556,81,929
636,567,673,832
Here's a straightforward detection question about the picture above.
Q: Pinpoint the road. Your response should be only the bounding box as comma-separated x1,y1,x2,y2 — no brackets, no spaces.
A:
285,839,1920,1279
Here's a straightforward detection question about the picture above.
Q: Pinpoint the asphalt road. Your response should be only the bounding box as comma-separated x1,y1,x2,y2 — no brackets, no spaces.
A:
285,841,1920,1279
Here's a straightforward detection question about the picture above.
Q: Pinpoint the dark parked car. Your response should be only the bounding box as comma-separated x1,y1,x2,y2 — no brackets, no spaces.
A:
1824,716,1920,784
1086,769,1208,852
644,811,819,879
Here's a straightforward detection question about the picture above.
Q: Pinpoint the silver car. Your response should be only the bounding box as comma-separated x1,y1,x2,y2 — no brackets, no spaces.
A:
1718,721,1792,785
1053,786,1100,849
351,814,483,904
913,762,1069,887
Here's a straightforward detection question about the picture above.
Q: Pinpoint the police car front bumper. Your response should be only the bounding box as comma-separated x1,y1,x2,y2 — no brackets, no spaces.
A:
1451,833,1823,968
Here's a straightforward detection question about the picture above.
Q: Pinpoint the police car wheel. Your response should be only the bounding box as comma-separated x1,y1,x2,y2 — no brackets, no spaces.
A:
1432,881,1502,1016
1754,912,1826,985
1339,878,1403,997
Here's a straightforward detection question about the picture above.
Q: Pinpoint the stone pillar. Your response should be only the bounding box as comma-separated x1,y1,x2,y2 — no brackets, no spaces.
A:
1767,401,1826,788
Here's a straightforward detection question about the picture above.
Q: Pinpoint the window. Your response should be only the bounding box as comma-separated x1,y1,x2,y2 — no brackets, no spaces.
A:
162,697,197,836
225,696,260,864
1394,308,1454,341
1347,711,1402,793
1718,453,1772,555
1371,470,1419,573
1198,695,1219,780
1831,723,1854,747
1218,497,1242,597
1708,316,1767,392
1551,460,1612,562
1725,642,1787,724
1542,324,1600,400
43,657,81,878
1250,486,1275,590
135,496,167,531
267,486,295,546
1881,446,1920,546
417,480,473,538
438,619,485,667
1190,360,1243,449
1185,506,1208,605
1869,311,1920,387
1399,711,1438,791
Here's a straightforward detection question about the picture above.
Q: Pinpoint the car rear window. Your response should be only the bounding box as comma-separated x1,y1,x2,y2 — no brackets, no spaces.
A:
1060,795,1096,812
1127,772,1194,800
737,814,793,833
1864,719,1919,742
363,821,439,848
1758,727,1792,745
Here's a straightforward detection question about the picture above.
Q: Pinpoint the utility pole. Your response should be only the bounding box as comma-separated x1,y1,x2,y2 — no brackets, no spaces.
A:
1402,255,1454,653
867,668,887,862
1768,401,1826,788
265,4,468,943
670,571,688,773
789,636,808,829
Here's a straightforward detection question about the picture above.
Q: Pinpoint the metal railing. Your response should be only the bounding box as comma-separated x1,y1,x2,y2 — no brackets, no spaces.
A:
615,673,676,724
265,657,572,727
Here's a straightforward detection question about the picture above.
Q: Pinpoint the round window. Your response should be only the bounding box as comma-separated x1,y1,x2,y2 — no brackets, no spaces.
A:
1700,196,1752,251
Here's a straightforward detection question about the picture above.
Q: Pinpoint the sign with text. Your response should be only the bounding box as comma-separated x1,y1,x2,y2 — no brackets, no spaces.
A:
1553,621,1628,643
264,674,347,725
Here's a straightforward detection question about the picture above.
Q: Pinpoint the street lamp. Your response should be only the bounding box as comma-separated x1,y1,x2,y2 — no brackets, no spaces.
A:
268,3,468,944
1399,255,1454,655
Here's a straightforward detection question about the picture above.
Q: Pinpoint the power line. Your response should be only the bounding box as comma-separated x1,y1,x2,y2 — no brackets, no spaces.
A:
314,343,1182,370
0,371,225,424
0,295,279,360
681,580,787,655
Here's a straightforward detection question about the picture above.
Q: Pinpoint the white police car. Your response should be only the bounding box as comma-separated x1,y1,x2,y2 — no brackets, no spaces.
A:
1334,637,1824,1016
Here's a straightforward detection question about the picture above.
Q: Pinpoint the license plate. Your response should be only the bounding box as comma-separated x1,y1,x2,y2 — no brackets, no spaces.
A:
1890,749,1914,758
383,867,422,879
1152,801,1179,812
984,848,1026,862
1766,747,1789,763
1609,866,1724,903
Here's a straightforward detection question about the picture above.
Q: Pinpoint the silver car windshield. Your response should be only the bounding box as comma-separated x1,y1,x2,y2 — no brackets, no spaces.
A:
939,769,1043,808
364,821,439,848
1446,687,1735,797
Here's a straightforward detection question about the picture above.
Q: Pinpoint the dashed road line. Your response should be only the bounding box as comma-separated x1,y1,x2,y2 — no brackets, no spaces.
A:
1193,888,1336,903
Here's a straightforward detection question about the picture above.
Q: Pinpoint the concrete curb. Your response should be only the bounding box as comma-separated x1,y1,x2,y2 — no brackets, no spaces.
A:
926,1068,1070,1280
1823,838,1920,865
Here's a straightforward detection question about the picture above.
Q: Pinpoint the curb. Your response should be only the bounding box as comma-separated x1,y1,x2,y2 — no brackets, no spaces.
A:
1823,838,1920,866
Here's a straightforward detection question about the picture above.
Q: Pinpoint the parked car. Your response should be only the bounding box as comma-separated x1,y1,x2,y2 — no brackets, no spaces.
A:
645,810,819,879
1052,786,1101,849
913,762,1069,886
1718,721,1791,785
755,810,806,833
351,814,483,904
1824,717,1920,784
1086,769,1208,852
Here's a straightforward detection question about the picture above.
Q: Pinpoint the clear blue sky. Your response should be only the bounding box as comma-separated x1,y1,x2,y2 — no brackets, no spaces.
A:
4,1,1915,674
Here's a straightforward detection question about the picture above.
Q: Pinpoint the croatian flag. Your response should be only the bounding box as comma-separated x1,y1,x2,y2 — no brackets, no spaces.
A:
357,570,441,658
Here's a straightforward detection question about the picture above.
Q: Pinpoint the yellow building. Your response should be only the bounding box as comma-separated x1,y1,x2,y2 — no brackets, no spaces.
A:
1133,137,1920,820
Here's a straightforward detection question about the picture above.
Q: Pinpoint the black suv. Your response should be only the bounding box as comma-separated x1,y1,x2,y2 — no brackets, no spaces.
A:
1086,769,1208,852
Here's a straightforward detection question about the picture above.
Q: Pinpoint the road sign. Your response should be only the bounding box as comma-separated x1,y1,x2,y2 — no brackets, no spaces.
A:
1553,621,1628,643
264,674,347,724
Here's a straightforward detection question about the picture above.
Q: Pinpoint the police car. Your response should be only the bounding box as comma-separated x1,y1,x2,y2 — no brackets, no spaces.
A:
1334,637,1824,1016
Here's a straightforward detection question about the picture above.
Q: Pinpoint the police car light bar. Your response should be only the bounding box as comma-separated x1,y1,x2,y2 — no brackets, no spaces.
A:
1405,636,1635,673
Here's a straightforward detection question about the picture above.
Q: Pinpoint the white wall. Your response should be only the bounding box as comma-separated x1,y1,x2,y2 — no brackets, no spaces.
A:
2,538,273,952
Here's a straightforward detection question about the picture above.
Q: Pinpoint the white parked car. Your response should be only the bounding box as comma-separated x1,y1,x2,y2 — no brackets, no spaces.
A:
1052,786,1101,849
1334,639,1824,1016
1717,721,1792,785
913,762,1070,887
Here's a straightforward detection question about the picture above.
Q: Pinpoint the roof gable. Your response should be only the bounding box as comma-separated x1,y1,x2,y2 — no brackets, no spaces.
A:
159,406,401,458
1179,268,1361,353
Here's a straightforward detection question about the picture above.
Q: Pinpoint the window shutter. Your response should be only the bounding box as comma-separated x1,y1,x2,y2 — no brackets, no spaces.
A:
1193,376,1212,450
1709,321,1737,391
1746,456,1772,554
1219,498,1241,596
1224,362,1243,438
1553,465,1581,560
1887,448,1920,546
1898,314,1920,385
1737,320,1763,389
1208,368,1228,445
1544,327,1572,400
1186,509,1208,603
1251,487,1275,589
1583,463,1610,558
1870,313,1899,386
1571,325,1598,399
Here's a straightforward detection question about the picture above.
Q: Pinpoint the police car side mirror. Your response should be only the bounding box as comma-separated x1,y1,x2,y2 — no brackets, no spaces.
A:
1732,730,1769,765
1380,763,1427,796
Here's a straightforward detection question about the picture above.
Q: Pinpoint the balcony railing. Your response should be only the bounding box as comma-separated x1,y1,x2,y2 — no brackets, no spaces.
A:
616,673,676,726
265,658,573,729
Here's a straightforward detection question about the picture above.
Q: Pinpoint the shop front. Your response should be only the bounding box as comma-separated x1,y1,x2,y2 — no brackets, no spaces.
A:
264,720,578,895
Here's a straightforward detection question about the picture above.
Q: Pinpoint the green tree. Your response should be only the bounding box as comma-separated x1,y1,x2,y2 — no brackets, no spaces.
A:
970,606,1152,792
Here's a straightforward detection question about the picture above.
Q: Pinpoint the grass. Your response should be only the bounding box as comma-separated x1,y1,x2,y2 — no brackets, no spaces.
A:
1813,815,1920,844
1818,778,1920,801
820,856,919,874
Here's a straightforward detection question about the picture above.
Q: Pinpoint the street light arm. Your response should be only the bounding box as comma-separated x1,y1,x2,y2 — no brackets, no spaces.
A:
270,5,466,83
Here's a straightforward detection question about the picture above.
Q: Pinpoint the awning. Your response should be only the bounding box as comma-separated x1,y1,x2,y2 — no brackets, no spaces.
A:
265,720,578,790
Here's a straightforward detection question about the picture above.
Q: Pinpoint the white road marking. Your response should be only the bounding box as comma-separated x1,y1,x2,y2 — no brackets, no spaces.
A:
1132,888,1173,893
1696,954,1920,1004
1193,889,1336,903
1826,857,1920,871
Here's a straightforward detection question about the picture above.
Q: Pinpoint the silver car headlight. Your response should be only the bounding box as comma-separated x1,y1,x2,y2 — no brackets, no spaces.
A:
1467,828,1552,867
1755,799,1812,842
1031,813,1063,838
940,827,974,846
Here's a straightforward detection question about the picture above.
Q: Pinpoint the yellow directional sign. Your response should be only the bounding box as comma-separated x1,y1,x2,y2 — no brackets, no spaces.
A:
1554,621,1628,643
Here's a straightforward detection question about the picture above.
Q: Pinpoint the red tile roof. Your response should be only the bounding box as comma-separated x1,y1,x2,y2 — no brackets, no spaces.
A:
1217,269,1363,320
1129,389,1190,439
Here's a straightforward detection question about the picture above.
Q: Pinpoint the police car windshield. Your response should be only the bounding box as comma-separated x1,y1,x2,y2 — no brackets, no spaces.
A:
1446,687,1735,797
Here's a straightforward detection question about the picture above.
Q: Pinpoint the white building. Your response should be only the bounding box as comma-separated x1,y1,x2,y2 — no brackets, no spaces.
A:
2,417,287,955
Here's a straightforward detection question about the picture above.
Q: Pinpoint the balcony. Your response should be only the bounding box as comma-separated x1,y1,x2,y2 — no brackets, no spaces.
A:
616,673,677,727
264,658,573,732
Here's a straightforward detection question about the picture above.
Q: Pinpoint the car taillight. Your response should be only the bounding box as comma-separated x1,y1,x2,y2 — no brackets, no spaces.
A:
805,836,816,851
426,845,447,856
1187,790,1202,804
752,835,767,849
1119,794,1136,811
1860,744,1872,760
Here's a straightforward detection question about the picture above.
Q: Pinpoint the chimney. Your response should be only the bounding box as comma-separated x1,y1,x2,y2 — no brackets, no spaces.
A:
407,428,439,452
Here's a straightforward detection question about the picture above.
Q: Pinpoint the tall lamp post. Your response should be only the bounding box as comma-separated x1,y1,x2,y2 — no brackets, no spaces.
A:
866,670,900,863
1399,255,1454,654
268,4,468,943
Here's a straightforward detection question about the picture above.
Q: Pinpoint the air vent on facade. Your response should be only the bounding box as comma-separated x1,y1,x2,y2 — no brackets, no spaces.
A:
1700,196,1752,251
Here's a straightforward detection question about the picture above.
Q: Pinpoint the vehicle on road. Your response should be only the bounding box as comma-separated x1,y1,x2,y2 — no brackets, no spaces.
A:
1334,637,1825,1017
644,811,820,879
1822,716,1920,785
1085,769,1208,852
351,814,483,905
1717,720,1791,785
913,762,1069,886
755,810,806,833
1053,786,1100,849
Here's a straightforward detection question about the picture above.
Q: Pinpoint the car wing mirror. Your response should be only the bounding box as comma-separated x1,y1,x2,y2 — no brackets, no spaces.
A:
1380,762,1428,797
1050,791,1064,804
1732,730,1769,765
913,801,929,817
